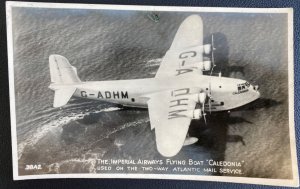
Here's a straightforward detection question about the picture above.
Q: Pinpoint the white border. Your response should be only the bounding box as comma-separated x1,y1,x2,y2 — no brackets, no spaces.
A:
6,1,19,182
5,1,299,187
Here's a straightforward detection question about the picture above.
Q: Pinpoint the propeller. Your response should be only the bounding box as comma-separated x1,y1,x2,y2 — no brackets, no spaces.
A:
199,35,216,124
208,82,212,114
208,34,216,114
199,92,208,124
202,102,207,125
210,34,216,76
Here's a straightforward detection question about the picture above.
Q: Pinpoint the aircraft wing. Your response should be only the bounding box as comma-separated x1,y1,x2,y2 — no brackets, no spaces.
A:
146,88,198,157
155,15,204,78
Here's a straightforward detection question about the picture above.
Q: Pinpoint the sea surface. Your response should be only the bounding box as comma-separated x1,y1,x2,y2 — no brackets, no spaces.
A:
11,7,292,178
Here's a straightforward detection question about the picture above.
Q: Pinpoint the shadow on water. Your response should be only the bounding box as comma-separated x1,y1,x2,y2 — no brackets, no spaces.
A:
233,98,282,112
204,32,245,77
227,116,253,124
188,113,228,176
245,98,282,110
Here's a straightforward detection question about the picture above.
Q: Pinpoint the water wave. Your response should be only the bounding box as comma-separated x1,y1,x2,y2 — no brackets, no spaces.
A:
144,58,162,67
18,106,122,160
45,117,149,173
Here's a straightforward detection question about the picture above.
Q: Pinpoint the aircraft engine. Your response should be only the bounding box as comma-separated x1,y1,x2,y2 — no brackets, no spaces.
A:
184,61,211,71
203,60,212,71
198,92,207,104
184,109,202,120
190,92,207,104
203,44,212,55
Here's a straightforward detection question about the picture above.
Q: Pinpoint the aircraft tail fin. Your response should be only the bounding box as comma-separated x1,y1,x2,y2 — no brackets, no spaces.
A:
49,54,80,107
49,54,81,84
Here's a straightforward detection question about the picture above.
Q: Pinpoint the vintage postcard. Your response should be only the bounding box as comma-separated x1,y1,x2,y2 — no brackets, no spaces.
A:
6,1,299,186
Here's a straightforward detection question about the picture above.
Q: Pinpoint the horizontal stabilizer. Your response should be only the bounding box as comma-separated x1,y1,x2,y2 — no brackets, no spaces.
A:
53,88,76,108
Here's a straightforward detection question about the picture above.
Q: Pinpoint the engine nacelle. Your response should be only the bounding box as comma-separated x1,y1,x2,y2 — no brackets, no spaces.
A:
183,109,202,120
203,60,212,71
203,44,212,55
198,92,207,103
182,60,212,71
189,92,207,104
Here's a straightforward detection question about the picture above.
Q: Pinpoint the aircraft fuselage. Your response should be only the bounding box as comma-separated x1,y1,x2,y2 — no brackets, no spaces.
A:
52,73,260,112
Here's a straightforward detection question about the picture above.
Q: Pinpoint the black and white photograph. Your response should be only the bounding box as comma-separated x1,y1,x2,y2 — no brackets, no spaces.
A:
6,2,298,186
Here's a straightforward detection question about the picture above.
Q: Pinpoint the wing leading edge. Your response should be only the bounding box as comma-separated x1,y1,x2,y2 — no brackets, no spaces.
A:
155,15,204,78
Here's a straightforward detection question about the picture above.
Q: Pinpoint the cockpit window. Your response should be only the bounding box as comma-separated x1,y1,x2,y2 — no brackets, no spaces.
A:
233,82,251,95
237,82,250,93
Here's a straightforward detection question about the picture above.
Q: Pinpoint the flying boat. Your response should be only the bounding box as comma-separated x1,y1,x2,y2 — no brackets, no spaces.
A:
49,15,260,157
